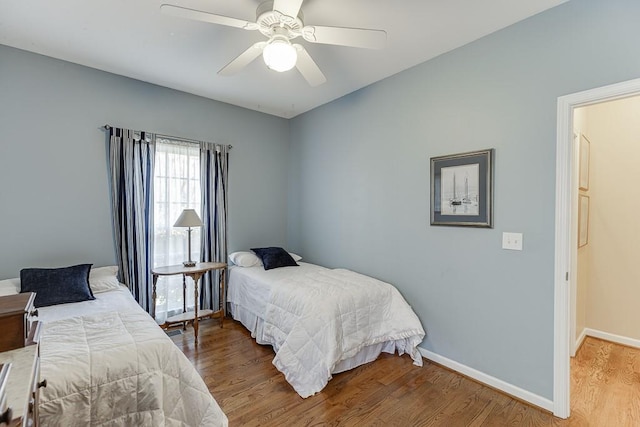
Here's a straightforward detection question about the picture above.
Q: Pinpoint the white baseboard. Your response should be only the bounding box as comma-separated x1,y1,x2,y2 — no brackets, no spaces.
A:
418,347,554,413
584,328,640,349
573,328,587,357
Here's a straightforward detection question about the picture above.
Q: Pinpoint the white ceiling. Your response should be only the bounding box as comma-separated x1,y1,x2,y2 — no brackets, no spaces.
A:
0,0,567,118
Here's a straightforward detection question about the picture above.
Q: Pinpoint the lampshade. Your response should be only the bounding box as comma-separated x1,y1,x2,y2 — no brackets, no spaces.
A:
173,209,203,228
263,37,297,72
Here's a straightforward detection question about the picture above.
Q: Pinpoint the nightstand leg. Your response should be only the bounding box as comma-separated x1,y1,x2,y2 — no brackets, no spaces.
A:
152,274,158,320
220,269,225,328
182,274,187,330
193,275,200,345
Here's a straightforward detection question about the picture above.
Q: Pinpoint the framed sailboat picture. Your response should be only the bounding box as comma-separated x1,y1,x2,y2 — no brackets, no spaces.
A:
430,149,494,227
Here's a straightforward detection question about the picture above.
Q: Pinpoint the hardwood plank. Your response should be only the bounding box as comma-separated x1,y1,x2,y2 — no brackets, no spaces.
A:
172,321,640,426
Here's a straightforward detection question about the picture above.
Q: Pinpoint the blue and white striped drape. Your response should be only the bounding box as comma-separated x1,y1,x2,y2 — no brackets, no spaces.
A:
107,127,155,313
199,142,229,311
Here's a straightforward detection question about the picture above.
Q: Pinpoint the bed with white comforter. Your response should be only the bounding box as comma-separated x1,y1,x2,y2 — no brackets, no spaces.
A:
0,270,228,427
228,261,425,398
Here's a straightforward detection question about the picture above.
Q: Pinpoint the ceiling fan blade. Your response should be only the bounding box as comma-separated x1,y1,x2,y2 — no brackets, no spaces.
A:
160,4,258,30
294,45,326,87
218,42,267,76
273,0,304,18
302,25,387,49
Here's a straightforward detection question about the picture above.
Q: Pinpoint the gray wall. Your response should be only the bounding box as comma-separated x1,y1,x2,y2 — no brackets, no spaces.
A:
3,0,639,404
0,45,290,279
288,0,640,400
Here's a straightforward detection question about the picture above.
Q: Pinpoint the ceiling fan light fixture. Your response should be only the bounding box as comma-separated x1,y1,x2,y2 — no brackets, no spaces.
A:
263,37,297,72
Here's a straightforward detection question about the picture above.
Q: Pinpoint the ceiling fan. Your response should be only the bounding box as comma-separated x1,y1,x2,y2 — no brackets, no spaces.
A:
160,0,387,86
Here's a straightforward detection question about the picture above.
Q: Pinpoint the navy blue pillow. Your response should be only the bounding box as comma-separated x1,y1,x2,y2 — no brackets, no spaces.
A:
20,264,95,308
251,247,299,270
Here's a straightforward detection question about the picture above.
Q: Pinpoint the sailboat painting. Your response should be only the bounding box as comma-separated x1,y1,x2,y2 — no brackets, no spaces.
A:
430,148,493,227
440,164,480,216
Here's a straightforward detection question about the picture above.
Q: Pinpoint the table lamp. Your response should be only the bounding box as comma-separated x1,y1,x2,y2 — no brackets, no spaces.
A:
174,209,203,267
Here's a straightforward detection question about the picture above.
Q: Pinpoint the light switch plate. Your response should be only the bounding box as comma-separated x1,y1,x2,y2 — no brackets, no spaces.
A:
502,232,523,250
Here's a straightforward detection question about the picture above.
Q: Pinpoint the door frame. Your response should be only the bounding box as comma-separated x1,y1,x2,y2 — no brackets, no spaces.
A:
554,77,640,418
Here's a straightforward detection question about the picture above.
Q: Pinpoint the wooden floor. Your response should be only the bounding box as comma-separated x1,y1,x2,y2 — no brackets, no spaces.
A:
172,320,640,426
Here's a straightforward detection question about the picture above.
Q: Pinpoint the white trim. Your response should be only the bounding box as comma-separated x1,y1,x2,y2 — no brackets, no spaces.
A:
554,93,573,419
569,131,580,359
575,328,587,356
584,328,640,350
554,77,640,419
418,347,554,412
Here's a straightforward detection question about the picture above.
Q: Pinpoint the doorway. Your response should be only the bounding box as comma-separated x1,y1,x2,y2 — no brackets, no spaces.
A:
554,77,640,419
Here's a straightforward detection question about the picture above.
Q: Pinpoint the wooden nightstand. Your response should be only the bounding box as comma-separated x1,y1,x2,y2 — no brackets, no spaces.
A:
0,293,40,353
151,262,227,345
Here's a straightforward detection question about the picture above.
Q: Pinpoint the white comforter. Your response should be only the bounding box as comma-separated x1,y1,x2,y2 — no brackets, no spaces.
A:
262,268,425,398
39,309,228,426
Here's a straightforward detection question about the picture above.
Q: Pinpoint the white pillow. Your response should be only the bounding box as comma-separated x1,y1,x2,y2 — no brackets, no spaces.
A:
89,265,123,294
228,251,261,267
90,265,118,278
229,250,302,267
0,277,20,296
289,252,302,262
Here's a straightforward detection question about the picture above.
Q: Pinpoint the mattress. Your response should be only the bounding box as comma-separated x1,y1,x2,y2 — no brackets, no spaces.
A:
37,285,137,323
227,262,425,398
227,262,327,320
34,286,228,426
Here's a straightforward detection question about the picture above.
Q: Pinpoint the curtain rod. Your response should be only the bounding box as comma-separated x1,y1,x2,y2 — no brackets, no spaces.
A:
102,125,232,149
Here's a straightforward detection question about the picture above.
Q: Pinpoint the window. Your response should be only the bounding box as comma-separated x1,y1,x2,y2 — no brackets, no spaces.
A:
153,138,201,320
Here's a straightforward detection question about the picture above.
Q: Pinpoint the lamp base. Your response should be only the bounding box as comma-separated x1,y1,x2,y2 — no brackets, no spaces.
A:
182,261,197,267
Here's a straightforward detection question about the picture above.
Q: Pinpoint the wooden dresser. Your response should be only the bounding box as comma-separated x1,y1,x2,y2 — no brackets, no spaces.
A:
0,346,41,427
0,293,44,427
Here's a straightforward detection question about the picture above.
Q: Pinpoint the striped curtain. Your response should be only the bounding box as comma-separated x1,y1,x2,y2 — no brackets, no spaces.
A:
199,142,229,311
107,127,156,313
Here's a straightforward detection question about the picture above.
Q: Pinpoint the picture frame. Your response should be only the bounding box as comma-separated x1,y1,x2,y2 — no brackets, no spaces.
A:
430,149,494,227
579,134,590,191
578,194,589,247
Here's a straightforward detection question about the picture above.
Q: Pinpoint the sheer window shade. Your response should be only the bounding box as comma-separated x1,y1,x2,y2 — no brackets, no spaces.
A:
153,139,201,323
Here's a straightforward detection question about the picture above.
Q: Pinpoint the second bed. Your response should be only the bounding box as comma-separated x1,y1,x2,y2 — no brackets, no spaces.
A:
227,258,425,398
